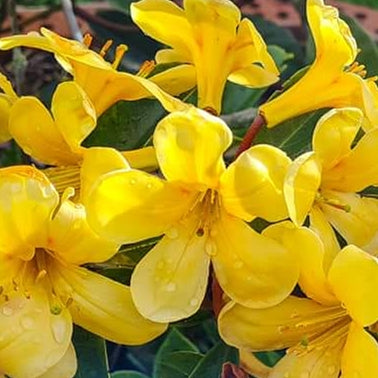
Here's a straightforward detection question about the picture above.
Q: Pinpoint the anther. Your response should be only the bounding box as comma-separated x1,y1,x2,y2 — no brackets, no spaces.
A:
35,269,48,283
83,33,93,48
100,39,113,57
137,60,156,78
112,44,128,69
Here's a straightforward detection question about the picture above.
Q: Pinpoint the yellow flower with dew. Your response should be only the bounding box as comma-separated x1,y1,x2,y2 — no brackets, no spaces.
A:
284,107,378,254
86,107,299,323
9,80,159,195
0,165,166,378
219,217,378,377
0,27,191,116
131,0,279,115
259,0,378,129
0,72,18,143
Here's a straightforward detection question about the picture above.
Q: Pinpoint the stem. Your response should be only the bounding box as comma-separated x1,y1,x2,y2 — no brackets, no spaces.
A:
235,113,266,158
61,0,82,41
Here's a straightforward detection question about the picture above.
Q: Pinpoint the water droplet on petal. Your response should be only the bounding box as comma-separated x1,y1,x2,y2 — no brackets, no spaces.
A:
51,316,68,344
157,261,165,270
20,315,35,330
190,298,199,307
327,366,336,374
129,178,137,185
2,305,13,316
165,282,176,292
166,227,178,239
233,260,244,269
278,325,289,333
205,241,217,256
146,183,153,189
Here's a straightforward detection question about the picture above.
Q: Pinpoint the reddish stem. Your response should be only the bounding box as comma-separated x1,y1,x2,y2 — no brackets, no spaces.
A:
235,113,266,158
211,272,224,318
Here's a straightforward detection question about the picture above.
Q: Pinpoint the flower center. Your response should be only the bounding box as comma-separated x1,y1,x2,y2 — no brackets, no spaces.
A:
315,192,351,212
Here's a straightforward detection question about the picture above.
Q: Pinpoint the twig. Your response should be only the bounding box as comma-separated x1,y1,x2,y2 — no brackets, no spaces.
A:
235,114,266,158
61,0,82,41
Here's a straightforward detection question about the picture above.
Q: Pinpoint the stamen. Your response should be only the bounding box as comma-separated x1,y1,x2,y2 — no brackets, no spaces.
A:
347,62,367,78
83,33,93,48
137,60,156,78
316,194,351,212
203,107,218,116
35,269,48,283
112,44,128,69
43,165,81,196
367,76,378,83
100,39,113,57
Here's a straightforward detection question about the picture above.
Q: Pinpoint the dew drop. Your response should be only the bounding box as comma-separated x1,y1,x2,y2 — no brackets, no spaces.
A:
51,317,68,344
205,241,217,256
327,366,336,374
20,315,35,330
2,305,13,316
146,183,153,189
166,227,178,239
233,260,244,269
278,325,289,333
190,298,199,307
290,312,299,319
165,282,176,292
129,178,137,185
157,261,165,270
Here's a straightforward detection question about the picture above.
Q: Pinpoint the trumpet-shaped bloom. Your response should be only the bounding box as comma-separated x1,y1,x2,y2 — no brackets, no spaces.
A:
0,165,167,378
9,80,159,194
0,28,191,115
86,107,299,323
131,0,279,115
0,72,18,143
284,107,378,254
259,0,378,129
219,218,378,377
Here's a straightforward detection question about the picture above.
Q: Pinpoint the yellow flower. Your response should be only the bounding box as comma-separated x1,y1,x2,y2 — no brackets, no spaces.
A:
0,72,18,143
0,28,191,115
284,107,378,254
86,107,298,323
131,0,279,115
8,80,158,194
0,165,166,378
219,218,378,377
259,0,378,129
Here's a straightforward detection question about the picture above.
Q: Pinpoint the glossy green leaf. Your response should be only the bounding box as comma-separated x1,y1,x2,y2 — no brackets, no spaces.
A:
111,371,150,378
73,326,109,378
83,99,166,150
153,328,201,378
188,340,238,378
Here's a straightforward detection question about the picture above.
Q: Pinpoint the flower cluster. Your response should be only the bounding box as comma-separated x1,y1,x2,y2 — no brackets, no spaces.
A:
0,0,377,376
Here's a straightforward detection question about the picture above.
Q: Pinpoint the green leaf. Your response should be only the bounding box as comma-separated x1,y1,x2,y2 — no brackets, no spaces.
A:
338,0,378,9
254,109,329,158
188,340,238,378
341,14,378,76
0,141,26,167
83,99,166,150
111,371,150,378
73,326,109,378
153,328,201,378
254,351,284,368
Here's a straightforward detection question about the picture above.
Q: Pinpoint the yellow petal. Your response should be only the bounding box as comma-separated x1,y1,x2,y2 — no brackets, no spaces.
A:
231,18,279,76
308,0,357,70
228,64,279,88
149,64,197,96
212,214,299,308
320,191,378,248
323,127,378,192
0,285,72,378
220,144,290,222
284,152,322,226
341,322,378,377
86,169,197,243
309,206,340,273
121,146,158,172
263,220,337,305
328,245,378,326
0,166,58,259
47,196,120,265
51,81,96,155
155,48,189,64
9,96,80,166
218,296,340,351
131,210,210,322
49,261,167,344
0,95,12,143
80,147,130,203
312,107,362,171
270,338,344,378
154,108,232,188
131,0,194,59
39,344,77,378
